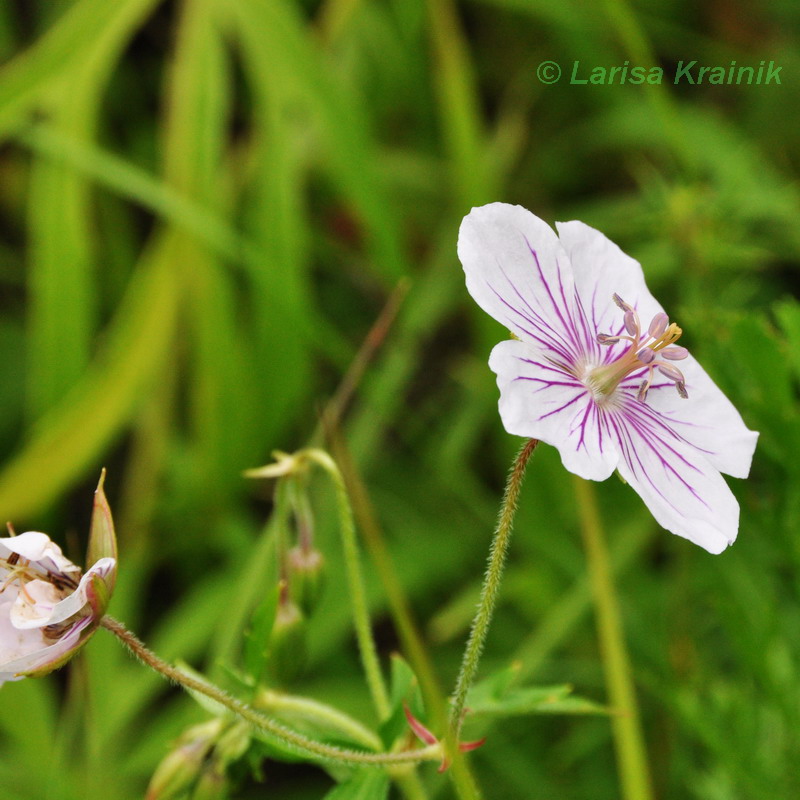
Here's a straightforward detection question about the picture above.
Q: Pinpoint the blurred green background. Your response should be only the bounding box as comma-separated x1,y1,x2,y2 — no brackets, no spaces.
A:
0,0,798,798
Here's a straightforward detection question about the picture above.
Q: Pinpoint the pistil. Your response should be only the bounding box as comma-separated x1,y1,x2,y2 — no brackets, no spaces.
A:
591,296,690,402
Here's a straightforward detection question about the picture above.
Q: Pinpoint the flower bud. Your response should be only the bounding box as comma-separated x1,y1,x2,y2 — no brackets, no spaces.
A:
215,721,251,763
146,720,223,800
189,765,228,800
86,470,118,593
287,546,325,615
267,599,307,684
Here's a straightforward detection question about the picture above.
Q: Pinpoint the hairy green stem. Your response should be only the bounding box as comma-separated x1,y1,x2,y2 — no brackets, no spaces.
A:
327,430,477,800
448,439,538,746
572,478,654,800
307,450,391,720
101,616,437,768
255,688,383,752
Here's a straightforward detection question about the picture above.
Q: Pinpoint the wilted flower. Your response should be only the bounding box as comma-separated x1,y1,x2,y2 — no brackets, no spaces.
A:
459,203,758,553
0,474,117,684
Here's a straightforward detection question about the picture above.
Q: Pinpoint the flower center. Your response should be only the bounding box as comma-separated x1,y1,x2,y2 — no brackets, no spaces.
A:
589,294,689,402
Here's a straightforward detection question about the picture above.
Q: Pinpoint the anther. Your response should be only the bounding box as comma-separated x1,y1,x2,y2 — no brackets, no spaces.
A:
648,312,669,338
657,363,685,383
623,310,638,336
660,345,688,361
656,363,689,398
597,333,621,345
613,294,633,312
637,348,656,364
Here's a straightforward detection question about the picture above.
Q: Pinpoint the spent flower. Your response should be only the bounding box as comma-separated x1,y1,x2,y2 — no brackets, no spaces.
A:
0,473,117,684
459,203,758,553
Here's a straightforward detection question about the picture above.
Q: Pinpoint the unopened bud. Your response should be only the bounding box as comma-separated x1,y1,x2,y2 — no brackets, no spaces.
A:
216,721,251,763
190,764,228,800
146,720,223,800
287,546,325,615
268,599,307,683
86,470,118,594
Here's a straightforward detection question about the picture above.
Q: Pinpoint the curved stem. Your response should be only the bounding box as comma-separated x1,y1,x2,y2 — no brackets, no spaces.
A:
255,688,383,752
572,478,654,800
447,439,538,745
306,451,391,720
101,616,437,768
327,430,476,800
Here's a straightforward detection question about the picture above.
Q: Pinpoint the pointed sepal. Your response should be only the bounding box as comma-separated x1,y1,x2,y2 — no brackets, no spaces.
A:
87,470,118,593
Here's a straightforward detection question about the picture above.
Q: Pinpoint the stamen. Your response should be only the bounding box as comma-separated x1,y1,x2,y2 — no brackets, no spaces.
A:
637,348,656,364
0,563,36,592
597,333,622,345
660,345,688,361
656,363,689,399
613,294,633,312
592,294,690,402
656,363,685,383
19,581,36,604
648,312,668,338
637,367,654,402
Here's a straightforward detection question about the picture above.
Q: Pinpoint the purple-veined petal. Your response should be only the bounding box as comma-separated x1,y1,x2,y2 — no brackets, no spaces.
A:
643,355,758,479
608,397,740,553
0,616,93,680
459,204,593,366
489,339,618,480
11,558,116,630
8,580,62,628
0,591,47,665
556,221,664,347
0,531,79,578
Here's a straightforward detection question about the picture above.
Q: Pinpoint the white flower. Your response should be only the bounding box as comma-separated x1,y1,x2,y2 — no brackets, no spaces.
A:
459,203,758,553
0,475,117,685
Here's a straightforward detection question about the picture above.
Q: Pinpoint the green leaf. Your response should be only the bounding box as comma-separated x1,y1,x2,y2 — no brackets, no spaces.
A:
0,238,179,522
775,298,800,380
323,770,390,800
467,664,608,717
243,582,281,683
173,660,230,719
0,0,159,141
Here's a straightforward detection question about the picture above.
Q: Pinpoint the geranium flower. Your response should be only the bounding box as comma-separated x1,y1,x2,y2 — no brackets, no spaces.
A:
459,203,758,553
0,474,117,685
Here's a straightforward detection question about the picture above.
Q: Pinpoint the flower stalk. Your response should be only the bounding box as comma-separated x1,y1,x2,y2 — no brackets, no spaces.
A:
101,616,439,769
573,477,654,800
247,448,390,720
305,450,391,720
447,438,538,748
